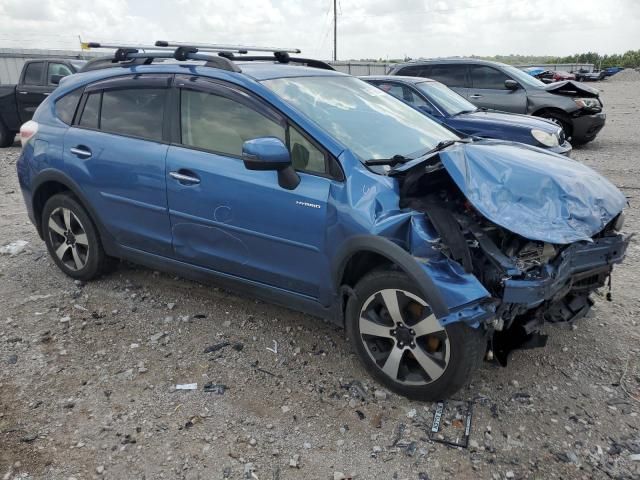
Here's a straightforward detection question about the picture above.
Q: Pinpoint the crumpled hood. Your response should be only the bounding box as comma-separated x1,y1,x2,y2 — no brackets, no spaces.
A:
544,80,599,97
400,141,626,244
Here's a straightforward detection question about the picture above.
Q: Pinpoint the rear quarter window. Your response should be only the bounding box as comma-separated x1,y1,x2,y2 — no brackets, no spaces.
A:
54,88,83,125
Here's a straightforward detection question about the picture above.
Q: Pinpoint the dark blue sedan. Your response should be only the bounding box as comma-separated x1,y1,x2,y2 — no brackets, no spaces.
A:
362,75,572,156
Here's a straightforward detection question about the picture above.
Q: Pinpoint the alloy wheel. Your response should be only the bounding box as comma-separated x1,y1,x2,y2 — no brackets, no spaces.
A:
47,207,90,271
359,289,450,386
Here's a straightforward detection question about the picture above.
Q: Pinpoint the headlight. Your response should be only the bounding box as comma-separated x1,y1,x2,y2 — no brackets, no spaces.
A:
531,129,559,147
573,97,600,109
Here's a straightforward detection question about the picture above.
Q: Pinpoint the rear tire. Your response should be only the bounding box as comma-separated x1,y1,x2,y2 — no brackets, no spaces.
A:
0,121,14,148
42,193,110,281
346,270,486,401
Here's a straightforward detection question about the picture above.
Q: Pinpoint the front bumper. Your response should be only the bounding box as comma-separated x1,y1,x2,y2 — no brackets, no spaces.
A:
549,140,572,156
502,234,630,306
572,112,606,143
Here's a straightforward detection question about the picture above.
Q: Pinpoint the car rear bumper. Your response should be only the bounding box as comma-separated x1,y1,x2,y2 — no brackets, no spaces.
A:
502,233,630,306
572,112,606,143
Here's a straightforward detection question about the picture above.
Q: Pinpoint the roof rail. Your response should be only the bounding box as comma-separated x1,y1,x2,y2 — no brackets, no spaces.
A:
79,41,333,73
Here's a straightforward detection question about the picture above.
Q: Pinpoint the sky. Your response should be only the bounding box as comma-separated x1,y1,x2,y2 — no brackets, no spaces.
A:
0,0,638,60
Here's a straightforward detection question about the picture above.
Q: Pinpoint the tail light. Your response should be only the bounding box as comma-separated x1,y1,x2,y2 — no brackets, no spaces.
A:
20,120,38,148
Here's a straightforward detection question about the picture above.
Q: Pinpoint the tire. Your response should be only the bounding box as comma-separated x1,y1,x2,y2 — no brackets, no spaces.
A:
41,192,110,281
346,270,486,401
0,121,14,148
537,111,573,142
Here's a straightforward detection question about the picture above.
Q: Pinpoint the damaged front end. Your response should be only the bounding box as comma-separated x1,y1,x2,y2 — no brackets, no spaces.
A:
394,140,630,365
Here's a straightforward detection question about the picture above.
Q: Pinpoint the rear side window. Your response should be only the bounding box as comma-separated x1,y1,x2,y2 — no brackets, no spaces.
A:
23,62,44,85
428,65,467,87
395,65,428,77
470,66,510,89
180,89,285,156
55,88,83,125
100,89,165,141
78,92,100,129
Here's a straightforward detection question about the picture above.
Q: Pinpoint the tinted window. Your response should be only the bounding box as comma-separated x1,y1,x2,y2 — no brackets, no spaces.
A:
100,89,165,141
396,65,429,77
55,88,82,125
180,89,285,156
47,63,74,84
428,65,468,87
471,66,510,89
23,62,44,85
290,126,325,173
79,92,100,129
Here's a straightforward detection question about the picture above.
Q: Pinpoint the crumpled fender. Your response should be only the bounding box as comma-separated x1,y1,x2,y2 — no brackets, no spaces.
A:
435,141,626,244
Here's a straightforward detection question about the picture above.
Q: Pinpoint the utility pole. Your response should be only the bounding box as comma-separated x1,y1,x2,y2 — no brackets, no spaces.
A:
333,0,337,61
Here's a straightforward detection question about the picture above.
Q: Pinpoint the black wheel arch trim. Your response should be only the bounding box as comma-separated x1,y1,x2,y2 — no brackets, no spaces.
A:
332,235,450,318
31,169,117,254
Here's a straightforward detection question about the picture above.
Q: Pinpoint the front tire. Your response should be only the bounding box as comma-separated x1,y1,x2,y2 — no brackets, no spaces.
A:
346,271,486,401
42,193,109,281
538,111,573,142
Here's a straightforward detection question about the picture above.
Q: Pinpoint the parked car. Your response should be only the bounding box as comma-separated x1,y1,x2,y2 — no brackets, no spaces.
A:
389,58,606,144
575,69,606,82
604,66,624,77
0,59,85,147
362,75,571,156
17,44,629,400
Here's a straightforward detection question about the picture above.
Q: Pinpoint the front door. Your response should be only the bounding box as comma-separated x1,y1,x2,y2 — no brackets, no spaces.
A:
63,74,173,256
468,65,527,113
166,76,333,298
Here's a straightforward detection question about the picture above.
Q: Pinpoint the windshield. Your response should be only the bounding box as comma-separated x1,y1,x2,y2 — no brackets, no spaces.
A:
501,64,546,88
416,81,477,116
262,76,458,161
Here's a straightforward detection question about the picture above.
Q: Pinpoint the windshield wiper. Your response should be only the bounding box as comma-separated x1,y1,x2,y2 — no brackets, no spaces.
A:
421,138,470,156
365,154,409,166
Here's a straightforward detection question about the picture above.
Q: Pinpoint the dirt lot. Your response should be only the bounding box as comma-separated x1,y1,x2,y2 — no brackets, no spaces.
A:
1,81,639,480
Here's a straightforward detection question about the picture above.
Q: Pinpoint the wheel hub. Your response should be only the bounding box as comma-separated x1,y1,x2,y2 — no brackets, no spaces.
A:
392,323,415,348
64,230,76,246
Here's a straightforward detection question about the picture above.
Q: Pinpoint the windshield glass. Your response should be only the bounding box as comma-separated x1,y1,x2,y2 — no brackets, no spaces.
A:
416,81,477,116
262,76,458,161
501,64,546,88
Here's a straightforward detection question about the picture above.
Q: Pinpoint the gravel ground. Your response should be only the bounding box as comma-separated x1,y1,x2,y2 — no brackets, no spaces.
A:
1,81,639,480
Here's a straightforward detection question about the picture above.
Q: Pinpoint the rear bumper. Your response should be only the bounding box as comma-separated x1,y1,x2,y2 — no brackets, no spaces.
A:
502,234,630,306
572,112,606,143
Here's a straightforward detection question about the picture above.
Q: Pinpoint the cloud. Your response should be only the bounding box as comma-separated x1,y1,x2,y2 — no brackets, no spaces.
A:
0,0,637,59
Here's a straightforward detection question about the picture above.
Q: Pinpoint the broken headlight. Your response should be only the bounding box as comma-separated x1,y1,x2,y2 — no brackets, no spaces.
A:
573,97,600,110
531,129,559,148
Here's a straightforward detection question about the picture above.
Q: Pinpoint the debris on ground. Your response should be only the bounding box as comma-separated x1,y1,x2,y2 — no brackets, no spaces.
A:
175,383,198,390
0,240,28,256
203,382,227,394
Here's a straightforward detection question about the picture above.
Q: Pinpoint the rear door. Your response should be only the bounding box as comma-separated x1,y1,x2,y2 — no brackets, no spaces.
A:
165,75,334,298
62,74,173,256
468,65,527,113
16,61,49,123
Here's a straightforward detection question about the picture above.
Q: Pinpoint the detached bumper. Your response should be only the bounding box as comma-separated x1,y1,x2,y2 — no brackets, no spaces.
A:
572,112,606,143
502,234,630,306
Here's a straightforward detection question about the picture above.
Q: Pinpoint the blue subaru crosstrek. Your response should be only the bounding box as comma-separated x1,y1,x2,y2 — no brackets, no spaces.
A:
16,44,630,400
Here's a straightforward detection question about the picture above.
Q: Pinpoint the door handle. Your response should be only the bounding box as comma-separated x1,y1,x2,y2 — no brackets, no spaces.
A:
469,94,483,99
169,171,200,185
18,91,28,95
70,146,92,159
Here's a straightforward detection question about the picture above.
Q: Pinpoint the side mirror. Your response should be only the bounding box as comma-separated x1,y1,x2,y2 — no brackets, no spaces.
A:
504,79,519,90
50,74,64,85
242,137,300,190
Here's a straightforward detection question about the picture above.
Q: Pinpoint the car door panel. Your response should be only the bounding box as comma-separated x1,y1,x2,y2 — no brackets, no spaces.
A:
167,146,330,297
469,65,527,113
17,62,50,123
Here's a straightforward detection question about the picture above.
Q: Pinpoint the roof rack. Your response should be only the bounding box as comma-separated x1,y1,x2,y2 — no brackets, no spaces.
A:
79,41,334,73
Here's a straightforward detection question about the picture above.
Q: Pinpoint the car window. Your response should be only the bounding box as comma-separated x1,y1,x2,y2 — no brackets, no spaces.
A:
416,81,477,116
47,63,74,84
470,66,510,89
78,92,100,129
55,88,83,125
289,126,325,173
100,89,165,141
23,62,44,85
395,65,429,77
376,82,431,110
428,65,467,87
180,89,285,156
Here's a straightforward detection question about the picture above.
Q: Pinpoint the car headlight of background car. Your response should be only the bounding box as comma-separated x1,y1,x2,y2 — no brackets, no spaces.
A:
573,97,601,110
531,129,560,147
